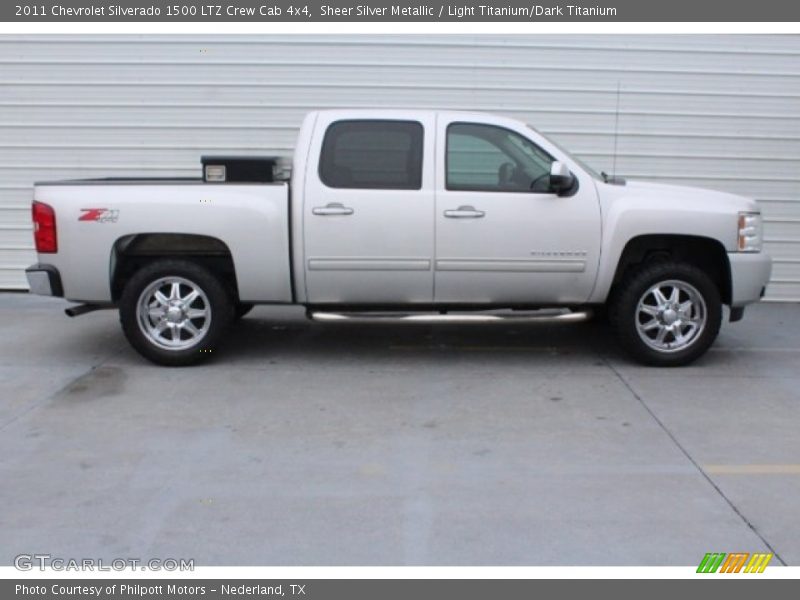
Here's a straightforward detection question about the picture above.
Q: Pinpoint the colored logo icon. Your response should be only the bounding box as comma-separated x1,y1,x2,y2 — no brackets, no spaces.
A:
697,552,773,573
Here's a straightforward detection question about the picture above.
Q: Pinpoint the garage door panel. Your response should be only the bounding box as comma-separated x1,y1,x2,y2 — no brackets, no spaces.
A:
0,207,33,227
758,201,800,219
555,135,800,159
6,70,800,100
0,125,299,149
771,261,800,280
764,241,800,261
763,221,800,240
764,281,800,302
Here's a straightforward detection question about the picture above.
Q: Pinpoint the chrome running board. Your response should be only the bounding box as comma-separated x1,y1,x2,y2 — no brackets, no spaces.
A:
308,309,592,325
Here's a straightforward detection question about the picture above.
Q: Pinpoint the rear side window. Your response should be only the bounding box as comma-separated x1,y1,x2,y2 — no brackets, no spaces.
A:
319,120,424,190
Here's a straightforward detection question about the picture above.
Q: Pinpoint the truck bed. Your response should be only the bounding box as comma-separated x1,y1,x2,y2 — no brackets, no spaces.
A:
33,181,293,303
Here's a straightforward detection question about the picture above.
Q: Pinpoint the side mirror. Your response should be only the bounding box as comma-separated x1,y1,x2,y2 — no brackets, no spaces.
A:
549,161,575,195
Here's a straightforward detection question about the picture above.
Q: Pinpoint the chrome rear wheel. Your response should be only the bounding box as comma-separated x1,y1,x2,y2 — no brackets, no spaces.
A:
120,259,233,366
136,276,211,351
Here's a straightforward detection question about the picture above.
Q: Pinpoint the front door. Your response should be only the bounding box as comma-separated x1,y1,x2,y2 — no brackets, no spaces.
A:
434,118,601,305
303,114,435,304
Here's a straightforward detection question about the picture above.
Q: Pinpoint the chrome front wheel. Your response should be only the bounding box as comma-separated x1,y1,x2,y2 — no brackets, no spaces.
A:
635,280,707,353
610,261,722,367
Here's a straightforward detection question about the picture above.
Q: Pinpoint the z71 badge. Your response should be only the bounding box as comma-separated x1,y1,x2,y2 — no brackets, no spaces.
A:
78,208,119,223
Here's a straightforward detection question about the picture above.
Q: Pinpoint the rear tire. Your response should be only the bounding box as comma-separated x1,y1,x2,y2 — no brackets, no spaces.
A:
609,261,722,366
119,259,234,366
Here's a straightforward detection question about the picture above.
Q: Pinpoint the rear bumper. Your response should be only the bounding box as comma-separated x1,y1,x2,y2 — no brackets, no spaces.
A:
26,264,63,297
728,252,772,307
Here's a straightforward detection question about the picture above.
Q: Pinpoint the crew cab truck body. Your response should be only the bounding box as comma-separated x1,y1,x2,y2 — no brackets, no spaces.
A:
26,110,772,366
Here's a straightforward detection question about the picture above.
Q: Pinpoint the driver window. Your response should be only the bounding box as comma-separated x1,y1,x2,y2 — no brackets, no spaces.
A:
446,122,554,193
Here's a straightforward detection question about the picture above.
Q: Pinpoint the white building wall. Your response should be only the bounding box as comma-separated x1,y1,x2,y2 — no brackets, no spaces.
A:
1,34,798,299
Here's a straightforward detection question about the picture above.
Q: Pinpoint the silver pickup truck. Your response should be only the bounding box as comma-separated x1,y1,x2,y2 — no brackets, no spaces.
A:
26,109,771,366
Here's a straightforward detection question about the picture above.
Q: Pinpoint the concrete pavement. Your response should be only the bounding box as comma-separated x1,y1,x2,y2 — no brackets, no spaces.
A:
0,293,798,565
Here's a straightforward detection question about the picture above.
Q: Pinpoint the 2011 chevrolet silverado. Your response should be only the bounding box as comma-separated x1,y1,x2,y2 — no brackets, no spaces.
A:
26,110,772,366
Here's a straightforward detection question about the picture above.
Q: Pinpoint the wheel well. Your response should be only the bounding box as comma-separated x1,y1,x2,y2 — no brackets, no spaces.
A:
611,235,732,304
111,233,238,302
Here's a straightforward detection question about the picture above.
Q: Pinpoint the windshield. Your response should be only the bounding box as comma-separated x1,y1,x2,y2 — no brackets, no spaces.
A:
526,125,604,181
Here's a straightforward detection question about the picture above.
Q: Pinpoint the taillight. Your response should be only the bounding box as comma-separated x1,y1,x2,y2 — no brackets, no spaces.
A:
32,201,57,253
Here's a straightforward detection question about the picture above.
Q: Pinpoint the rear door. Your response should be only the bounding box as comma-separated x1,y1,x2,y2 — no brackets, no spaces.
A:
302,113,435,304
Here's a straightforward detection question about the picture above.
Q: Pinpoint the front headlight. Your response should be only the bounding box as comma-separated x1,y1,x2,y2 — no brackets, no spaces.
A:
737,212,763,252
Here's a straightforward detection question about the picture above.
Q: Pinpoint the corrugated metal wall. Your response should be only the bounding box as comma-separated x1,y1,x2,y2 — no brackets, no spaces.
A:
1,34,798,299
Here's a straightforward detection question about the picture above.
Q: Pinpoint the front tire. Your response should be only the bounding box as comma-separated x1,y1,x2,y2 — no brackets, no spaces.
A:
119,259,234,366
609,262,722,366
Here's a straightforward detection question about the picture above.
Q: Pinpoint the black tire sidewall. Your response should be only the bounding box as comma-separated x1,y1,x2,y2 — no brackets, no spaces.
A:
610,262,722,367
119,259,233,366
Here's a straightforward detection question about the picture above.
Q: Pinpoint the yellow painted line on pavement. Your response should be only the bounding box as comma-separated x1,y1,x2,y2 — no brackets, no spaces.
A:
704,464,800,475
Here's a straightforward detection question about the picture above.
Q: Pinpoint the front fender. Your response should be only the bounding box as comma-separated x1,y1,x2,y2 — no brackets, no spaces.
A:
589,200,738,303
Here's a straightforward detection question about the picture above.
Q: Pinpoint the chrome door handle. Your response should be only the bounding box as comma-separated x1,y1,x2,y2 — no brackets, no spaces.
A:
312,203,354,216
444,205,485,218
